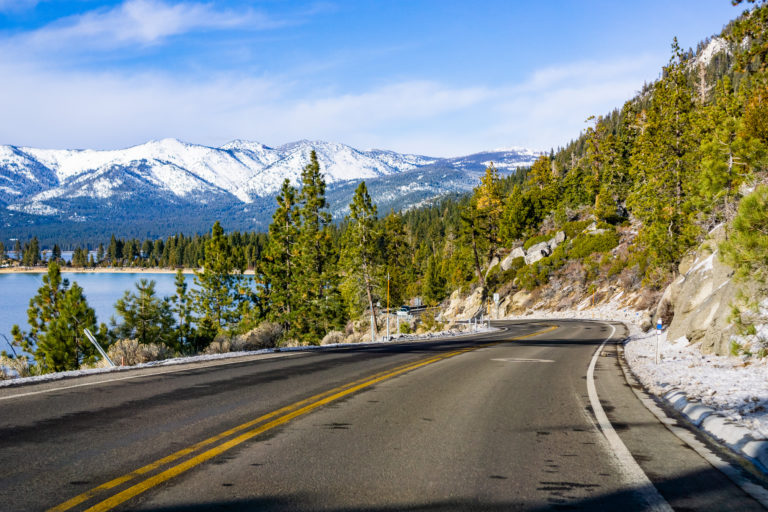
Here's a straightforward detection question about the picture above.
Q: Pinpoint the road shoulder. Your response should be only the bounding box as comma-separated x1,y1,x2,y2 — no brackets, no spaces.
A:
595,325,766,511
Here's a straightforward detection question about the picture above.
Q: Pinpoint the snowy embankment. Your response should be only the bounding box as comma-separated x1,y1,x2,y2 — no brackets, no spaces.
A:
0,325,495,388
506,300,768,469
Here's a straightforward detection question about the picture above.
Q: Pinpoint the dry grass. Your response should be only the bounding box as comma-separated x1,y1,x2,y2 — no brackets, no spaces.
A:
107,339,173,366
320,331,345,345
0,355,31,379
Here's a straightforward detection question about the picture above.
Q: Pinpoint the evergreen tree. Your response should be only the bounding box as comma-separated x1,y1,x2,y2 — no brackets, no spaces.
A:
13,239,21,260
292,151,343,342
0,241,5,262
474,164,505,263
107,234,123,265
260,179,299,333
192,221,246,338
112,279,175,348
170,269,197,352
96,243,105,265
340,182,382,330
459,199,486,288
72,247,88,267
628,41,700,282
12,262,103,372
422,255,446,306
381,210,411,308
22,237,40,266
51,244,62,263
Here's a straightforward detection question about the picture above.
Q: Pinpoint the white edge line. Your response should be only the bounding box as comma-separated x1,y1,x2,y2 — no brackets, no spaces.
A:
587,323,673,512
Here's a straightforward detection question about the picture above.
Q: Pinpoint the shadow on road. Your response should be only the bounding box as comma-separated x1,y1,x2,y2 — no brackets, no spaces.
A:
136,464,764,511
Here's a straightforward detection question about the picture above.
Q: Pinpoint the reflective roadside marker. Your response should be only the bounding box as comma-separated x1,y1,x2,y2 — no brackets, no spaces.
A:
657,319,662,335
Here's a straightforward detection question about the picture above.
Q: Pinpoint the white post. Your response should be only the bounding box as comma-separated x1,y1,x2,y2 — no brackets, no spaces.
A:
84,328,115,367
396,313,399,336
655,318,662,365
371,312,375,343
386,273,390,342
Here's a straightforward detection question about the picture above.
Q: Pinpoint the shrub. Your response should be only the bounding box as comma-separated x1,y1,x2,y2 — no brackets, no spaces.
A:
569,231,620,259
204,339,231,354
0,355,31,379
399,322,412,334
108,338,174,365
523,234,550,250
320,330,345,345
721,185,768,283
562,220,591,239
231,322,283,351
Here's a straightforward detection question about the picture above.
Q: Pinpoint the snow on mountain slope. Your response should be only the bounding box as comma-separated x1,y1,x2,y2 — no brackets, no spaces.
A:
0,138,540,242
1,138,445,207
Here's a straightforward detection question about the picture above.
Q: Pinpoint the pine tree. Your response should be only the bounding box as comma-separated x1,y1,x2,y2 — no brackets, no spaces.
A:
51,244,62,263
13,239,21,260
12,262,103,372
22,237,40,266
260,179,299,333
628,41,700,282
170,269,197,352
292,151,343,342
107,234,123,265
459,199,486,288
381,210,411,308
422,255,446,306
474,164,505,263
340,182,382,330
697,76,758,224
0,241,6,262
72,247,88,268
112,279,175,348
193,221,246,338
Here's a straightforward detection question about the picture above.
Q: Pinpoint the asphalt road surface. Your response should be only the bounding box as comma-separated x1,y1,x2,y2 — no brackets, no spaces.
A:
1,320,766,511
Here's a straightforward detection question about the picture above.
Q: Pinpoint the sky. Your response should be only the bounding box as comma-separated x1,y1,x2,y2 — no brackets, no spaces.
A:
0,0,747,157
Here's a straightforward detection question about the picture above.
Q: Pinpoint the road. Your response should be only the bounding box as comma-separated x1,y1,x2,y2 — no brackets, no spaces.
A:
0,320,766,511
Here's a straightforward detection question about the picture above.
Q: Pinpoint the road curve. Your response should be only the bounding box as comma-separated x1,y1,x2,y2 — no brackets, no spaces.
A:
0,320,765,511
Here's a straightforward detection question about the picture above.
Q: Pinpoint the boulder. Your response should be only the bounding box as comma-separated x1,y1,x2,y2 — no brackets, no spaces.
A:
501,247,526,270
551,231,566,246
525,242,550,265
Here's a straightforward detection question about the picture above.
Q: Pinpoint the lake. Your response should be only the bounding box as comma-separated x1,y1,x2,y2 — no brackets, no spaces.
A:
0,272,188,352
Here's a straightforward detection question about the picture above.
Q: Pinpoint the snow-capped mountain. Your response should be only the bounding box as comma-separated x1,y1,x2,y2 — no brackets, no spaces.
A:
0,139,540,243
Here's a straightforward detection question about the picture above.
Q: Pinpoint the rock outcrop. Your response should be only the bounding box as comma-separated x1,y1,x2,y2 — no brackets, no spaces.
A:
659,226,742,355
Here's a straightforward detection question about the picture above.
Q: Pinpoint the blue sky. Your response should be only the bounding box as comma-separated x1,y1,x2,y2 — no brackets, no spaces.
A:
0,1,744,156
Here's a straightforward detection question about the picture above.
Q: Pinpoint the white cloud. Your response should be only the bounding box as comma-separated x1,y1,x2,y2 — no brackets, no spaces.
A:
0,50,664,156
5,0,274,52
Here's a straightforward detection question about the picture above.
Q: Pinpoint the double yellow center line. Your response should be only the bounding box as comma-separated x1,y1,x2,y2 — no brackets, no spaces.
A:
49,325,557,512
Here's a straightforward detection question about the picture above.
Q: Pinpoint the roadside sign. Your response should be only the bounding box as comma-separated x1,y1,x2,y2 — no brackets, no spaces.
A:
493,293,500,304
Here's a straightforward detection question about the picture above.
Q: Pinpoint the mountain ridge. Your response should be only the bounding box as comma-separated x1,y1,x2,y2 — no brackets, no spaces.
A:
0,139,540,244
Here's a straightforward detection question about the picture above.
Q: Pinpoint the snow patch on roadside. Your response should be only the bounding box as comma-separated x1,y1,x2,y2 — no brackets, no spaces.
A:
505,300,768,442
624,329,768,440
